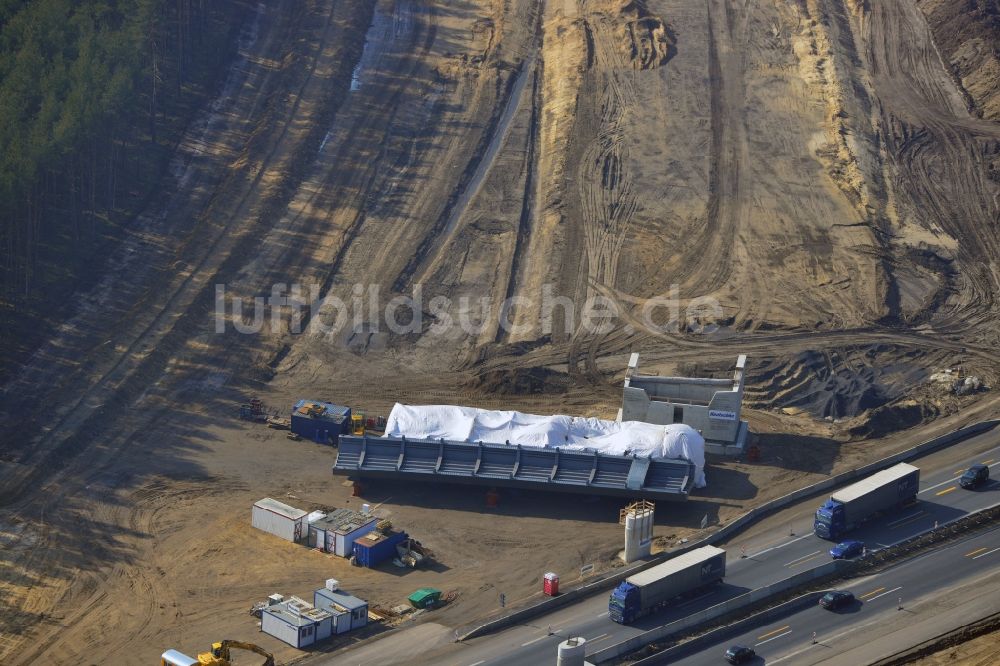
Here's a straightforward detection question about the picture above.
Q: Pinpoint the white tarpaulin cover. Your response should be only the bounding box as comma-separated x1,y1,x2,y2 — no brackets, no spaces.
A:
383,403,707,487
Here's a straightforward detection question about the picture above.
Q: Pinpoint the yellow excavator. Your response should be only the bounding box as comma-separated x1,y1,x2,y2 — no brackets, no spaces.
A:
161,640,274,666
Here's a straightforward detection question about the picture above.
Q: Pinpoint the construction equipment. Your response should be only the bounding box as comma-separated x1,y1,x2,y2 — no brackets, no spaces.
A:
351,412,366,435
239,397,268,422
266,415,290,429
396,537,433,568
161,640,274,666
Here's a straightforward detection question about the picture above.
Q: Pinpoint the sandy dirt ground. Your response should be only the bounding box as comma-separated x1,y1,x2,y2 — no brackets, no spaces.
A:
1,0,1000,663
913,628,1000,666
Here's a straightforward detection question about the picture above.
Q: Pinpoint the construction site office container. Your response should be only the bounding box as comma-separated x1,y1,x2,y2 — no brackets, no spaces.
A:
308,509,378,556
314,587,368,632
335,522,376,557
353,530,408,568
291,399,351,444
260,602,332,648
252,498,307,542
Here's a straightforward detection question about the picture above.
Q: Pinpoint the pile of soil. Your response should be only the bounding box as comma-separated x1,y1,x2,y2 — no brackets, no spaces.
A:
466,366,571,395
744,345,933,420
918,0,1000,120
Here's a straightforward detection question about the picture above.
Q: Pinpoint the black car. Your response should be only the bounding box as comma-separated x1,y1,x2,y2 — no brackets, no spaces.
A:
819,590,855,609
960,464,989,489
725,645,756,664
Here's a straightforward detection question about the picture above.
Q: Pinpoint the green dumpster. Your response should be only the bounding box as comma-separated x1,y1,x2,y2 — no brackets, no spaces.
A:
408,587,442,609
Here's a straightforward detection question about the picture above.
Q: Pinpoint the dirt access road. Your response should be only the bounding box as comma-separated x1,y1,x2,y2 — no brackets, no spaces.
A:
1,0,1000,663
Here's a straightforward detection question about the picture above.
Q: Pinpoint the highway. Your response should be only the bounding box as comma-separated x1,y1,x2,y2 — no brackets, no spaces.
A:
413,429,1000,666
668,523,1000,665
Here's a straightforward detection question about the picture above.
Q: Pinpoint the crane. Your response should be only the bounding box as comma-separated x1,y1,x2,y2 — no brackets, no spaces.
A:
161,640,274,666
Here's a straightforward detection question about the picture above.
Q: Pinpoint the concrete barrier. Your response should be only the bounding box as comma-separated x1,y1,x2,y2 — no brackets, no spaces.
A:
625,591,828,665
456,420,998,641
456,559,652,640
591,501,1000,664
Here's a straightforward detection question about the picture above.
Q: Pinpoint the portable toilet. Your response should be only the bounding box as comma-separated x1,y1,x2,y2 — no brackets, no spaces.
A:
543,572,559,596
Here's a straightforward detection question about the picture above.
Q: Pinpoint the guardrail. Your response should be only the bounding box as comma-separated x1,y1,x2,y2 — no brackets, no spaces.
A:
858,500,1000,573
455,419,998,642
590,500,1000,664
586,562,848,664
620,591,829,666
870,609,1000,666
701,419,999,550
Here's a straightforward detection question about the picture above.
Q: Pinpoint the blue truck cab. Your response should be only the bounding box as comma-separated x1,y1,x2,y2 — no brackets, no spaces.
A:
609,581,640,624
814,499,842,540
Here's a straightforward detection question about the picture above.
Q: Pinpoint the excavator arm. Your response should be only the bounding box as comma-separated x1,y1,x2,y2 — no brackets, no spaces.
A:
212,640,275,666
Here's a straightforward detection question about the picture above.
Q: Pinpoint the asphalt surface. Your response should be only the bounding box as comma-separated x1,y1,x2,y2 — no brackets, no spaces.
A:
669,523,1000,665
424,430,1000,666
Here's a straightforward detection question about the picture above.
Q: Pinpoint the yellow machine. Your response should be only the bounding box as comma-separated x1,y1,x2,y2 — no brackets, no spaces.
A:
161,640,274,666
351,412,366,436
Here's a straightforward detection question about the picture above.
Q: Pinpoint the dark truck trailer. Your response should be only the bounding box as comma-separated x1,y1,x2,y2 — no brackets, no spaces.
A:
814,463,920,540
609,545,726,624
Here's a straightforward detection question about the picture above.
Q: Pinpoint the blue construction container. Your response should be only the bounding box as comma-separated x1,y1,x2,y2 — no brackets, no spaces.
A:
352,530,408,568
290,399,351,444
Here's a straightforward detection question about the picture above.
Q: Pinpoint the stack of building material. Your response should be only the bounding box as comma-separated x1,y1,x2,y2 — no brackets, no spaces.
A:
383,402,706,486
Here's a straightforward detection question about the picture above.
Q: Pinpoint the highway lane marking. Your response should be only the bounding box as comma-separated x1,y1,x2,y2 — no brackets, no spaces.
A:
678,591,717,608
936,486,957,496
966,547,988,558
768,618,885,663
588,633,611,644
745,533,813,559
595,611,608,618
785,553,820,567
972,547,1000,560
756,628,793,646
982,459,995,465
923,460,1000,494
864,585,902,602
771,548,1000,665
466,661,485,666
886,510,925,527
784,550,821,567
521,635,549,647
858,586,886,600
757,625,791,641
889,512,928,529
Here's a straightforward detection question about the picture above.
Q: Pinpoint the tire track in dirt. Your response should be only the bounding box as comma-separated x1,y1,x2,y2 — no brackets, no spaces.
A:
477,323,998,378
669,0,749,301
233,0,430,338
0,1,273,445
565,0,673,377
406,45,542,290
0,0,337,487
860,0,1000,331
0,1,375,659
9,477,238,664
